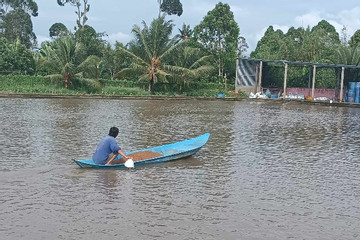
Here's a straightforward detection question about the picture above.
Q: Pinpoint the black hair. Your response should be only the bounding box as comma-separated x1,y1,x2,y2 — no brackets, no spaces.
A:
109,127,119,138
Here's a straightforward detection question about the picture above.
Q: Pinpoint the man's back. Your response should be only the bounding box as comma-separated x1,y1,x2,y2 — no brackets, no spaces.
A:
92,135,121,164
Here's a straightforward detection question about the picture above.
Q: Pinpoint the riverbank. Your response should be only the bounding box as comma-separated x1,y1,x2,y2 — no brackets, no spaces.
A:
1,92,360,108
0,75,230,97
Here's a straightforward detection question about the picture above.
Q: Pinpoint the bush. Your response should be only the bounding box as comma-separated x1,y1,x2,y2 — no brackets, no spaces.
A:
99,79,146,89
71,77,102,93
101,86,150,96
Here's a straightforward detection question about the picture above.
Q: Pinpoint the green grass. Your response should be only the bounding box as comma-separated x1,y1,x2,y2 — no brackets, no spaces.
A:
100,86,151,96
0,74,244,98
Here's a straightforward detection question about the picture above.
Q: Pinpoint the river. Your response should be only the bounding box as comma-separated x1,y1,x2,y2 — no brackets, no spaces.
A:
0,98,359,240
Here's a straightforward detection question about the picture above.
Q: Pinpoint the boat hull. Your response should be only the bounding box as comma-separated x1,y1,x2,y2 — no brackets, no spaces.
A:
74,133,210,169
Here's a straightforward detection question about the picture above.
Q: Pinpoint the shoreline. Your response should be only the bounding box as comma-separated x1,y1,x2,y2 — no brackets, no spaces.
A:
1,92,360,108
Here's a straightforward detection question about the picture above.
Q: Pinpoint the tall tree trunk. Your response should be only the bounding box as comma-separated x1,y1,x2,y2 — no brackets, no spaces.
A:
218,34,222,77
149,78,154,94
76,0,89,30
65,73,70,89
218,57,221,77
158,0,162,18
224,73,227,91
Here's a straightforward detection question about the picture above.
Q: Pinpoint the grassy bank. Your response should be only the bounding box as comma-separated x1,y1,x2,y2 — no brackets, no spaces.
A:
0,75,241,98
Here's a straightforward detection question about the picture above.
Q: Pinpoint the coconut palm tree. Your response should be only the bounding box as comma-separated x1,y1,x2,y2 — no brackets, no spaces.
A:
337,45,360,66
40,35,100,88
336,45,360,83
164,45,213,92
175,23,192,43
117,16,179,93
117,16,213,94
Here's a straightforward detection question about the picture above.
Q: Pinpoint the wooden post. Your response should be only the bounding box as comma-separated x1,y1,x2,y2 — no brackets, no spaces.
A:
308,65,312,97
258,61,263,93
283,63,288,98
339,67,345,102
311,65,316,99
236,59,239,86
255,64,259,93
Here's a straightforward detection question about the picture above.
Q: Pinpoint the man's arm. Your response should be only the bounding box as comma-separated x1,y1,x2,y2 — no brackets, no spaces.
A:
117,149,130,160
105,150,130,165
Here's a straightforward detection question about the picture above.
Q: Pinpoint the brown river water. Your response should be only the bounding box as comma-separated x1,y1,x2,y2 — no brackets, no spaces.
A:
0,98,359,240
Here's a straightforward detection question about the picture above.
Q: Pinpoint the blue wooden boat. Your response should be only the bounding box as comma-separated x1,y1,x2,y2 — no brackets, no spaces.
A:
74,133,210,169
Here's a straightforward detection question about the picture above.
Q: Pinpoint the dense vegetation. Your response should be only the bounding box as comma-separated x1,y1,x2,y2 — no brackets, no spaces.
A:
1,0,360,96
251,21,360,88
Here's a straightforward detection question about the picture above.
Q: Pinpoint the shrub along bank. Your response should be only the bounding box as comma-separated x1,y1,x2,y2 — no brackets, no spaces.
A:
0,75,239,98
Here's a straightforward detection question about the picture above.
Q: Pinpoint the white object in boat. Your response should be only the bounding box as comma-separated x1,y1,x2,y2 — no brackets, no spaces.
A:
124,159,134,168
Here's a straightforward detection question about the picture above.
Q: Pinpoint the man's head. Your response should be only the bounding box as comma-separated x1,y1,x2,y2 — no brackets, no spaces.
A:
109,127,119,138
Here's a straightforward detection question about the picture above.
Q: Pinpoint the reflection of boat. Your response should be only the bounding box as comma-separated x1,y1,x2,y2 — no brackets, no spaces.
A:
74,133,210,169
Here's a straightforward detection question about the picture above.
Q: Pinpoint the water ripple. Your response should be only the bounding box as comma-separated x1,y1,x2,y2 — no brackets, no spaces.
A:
0,98,359,239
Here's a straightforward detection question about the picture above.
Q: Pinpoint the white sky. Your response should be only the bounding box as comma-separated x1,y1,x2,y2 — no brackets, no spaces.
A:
32,0,360,54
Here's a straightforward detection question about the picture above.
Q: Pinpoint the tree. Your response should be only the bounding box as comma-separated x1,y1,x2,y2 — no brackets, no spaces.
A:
310,20,340,62
311,20,340,44
116,16,206,93
250,20,345,89
350,30,360,48
39,35,99,88
340,25,349,46
118,16,212,94
1,8,36,48
237,36,248,57
57,0,89,30
158,0,183,16
0,0,38,16
164,43,213,92
295,26,320,62
251,26,288,60
0,37,35,74
252,21,339,63
0,0,38,48
74,25,105,57
49,23,69,38
193,2,239,78
337,45,360,66
100,42,131,79
116,16,176,93
336,45,360,83
175,23,192,43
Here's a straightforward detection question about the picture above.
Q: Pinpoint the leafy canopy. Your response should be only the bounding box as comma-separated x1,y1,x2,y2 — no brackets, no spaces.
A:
49,23,69,38
193,2,240,77
1,8,36,48
159,0,183,16
40,35,100,88
1,0,38,16
0,37,35,74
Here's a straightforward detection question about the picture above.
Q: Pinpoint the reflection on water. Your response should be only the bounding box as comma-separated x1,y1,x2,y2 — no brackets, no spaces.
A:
0,98,359,239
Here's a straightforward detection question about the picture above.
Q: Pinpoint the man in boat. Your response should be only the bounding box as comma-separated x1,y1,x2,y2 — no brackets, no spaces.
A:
92,127,130,165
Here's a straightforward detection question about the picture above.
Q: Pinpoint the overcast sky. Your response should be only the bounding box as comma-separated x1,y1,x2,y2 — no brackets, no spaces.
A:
32,0,360,54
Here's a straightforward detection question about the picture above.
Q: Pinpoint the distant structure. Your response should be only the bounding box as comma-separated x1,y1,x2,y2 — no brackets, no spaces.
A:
235,58,360,102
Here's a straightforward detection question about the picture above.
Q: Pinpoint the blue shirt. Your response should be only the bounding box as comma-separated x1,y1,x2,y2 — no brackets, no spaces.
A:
92,136,121,165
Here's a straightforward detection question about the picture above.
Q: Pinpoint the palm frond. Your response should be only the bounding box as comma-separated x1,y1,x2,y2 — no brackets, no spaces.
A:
117,45,150,67
159,39,188,60
137,73,149,82
77,55,101,75
189,55,213,69
132,25,152,61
